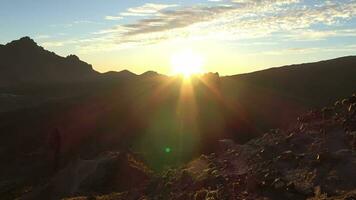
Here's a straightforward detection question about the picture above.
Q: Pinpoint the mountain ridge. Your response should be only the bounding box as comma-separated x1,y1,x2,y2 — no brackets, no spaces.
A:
231,55,356,78
0,37,170,87
0,37,99,87
1,37,356,86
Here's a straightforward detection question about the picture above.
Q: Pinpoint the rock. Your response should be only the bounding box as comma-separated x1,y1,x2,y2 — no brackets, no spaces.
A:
342,99,350,105
218,139,235,151
279,150,295,161
273,178,285,189
349,95,356,104
286,182,296,192
206,190,218,200
194,189,208,200
180,169,193,184
334,101,341,107
211,170,219,176
25,152,150,199
322,107,334,119
61,94,356,200
246,175,259,192
233,182,240,193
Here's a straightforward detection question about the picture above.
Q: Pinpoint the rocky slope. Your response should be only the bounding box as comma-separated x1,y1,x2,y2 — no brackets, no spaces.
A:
20,152,151,200
60,93,356,200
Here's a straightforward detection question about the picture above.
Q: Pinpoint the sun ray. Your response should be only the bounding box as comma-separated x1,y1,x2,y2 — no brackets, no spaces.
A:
175,76,200,162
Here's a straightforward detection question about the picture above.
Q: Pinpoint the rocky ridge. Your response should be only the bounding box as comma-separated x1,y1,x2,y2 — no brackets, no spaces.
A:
63,93,356,200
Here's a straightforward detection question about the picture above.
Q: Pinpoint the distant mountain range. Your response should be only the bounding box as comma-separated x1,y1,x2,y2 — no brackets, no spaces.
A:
1,37,355,90
0,37,355,178
0,37,165,87
0,37,355,136
0,37,355,128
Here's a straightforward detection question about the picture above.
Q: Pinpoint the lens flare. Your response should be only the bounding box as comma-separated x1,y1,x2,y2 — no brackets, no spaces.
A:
165,147,172,153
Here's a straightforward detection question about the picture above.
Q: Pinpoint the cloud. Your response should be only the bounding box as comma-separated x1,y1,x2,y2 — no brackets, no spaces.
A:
119,5,236,36
105,16,123,20
35,35,51,39
73,20,95,24
75,0,356,53
258,44,356,56
286,29,356,41
42,41,65,47
120,3,179,17
50,20,100,28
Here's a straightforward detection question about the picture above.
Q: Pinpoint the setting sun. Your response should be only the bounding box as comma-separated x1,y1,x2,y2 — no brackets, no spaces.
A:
170,49,205,77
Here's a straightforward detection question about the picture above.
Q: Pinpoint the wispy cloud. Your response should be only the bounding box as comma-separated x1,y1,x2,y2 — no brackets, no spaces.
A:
105,16,123,21
50,20,101,28
35,35,51,40
253,44,356,56
55,0,356,53
73,20,95,24
120,3,179,17
286,29,356,41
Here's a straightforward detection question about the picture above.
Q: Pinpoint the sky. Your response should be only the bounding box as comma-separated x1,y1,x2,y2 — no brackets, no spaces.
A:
1,0,356,75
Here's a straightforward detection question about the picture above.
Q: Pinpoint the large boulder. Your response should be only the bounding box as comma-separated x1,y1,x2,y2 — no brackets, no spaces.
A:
23,152,151,200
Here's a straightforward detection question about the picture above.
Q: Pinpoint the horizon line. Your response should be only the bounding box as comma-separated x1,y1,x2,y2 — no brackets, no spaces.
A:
2,36,356,77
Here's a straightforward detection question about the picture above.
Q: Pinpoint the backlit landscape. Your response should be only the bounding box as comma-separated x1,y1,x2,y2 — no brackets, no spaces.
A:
0,1,356,199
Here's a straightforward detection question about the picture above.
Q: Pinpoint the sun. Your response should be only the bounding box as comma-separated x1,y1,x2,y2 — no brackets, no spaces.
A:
170,49,205,78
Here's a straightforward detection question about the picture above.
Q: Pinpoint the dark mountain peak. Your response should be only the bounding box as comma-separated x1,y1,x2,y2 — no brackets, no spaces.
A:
6,36,38,48
119,69,137,75
0,37,99,86
65,54,93,69
141,70,160,77
66,54,80,61
19,36,35,42
101,69,137,80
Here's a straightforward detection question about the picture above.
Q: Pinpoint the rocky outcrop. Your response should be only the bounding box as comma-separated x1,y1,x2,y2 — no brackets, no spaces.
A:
69,93,356,200
24,152,151,200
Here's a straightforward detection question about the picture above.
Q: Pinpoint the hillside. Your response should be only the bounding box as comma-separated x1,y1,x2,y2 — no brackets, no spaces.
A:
22,94,356,200
230,56,356,106
220,56,356,140
0,37,99,87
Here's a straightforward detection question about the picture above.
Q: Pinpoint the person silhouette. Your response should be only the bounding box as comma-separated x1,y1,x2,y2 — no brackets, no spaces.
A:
49,128,62,172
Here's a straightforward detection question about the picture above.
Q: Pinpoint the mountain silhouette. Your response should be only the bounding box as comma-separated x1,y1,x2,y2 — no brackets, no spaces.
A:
102,69,137,79
221,56,356,139
0,37,356,200
230,56,356,106
0,37,99,87
0,37,355,138
140,70,162,77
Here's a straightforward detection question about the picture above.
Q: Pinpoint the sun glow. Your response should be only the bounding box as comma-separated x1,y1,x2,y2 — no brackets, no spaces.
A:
170,49,205,77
